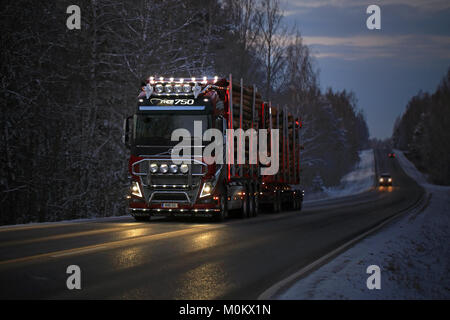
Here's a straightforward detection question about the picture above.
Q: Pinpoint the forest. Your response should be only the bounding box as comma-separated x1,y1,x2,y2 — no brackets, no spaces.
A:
393,69,450,186
0,0,369,225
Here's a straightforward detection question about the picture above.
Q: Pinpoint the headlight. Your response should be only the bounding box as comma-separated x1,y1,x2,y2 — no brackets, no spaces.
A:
180,164,189,174
131,181,142,198
169,164,178,173
174,84,182,93
200,182,212,198
160,164,169,173
150,163,158,173
155,84,164,93
183,84,191,93
388,178,392,182
379,178,384,182
165,84,173,93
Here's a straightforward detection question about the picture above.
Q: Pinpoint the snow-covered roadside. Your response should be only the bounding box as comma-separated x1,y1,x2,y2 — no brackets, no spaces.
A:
278,150,450,299
0,215,132,229
304,149,375,203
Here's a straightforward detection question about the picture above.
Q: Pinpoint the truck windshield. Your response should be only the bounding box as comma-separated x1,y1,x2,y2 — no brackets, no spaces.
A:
134,114,210,145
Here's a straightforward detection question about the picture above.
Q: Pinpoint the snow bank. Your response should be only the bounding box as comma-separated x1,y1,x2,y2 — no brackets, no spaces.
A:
305,149,375,202
278,150,450,299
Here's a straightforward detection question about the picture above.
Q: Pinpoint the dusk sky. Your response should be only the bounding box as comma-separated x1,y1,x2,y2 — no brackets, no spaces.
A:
282,0,450,139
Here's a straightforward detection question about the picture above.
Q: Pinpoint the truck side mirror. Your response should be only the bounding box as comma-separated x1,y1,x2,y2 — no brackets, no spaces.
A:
122,116,132,149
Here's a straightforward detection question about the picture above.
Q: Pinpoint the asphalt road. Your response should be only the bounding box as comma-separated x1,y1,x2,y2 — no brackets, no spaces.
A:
0,149,424,299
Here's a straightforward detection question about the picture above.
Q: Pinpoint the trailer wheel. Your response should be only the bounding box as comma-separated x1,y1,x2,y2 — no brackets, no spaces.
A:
253,188,259,217
272,191,281,213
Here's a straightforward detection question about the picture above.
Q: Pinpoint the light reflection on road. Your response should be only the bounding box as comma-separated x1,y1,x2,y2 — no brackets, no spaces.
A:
174,262,229,299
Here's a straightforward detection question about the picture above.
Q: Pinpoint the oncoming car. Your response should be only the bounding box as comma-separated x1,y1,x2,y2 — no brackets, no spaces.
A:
379,173,393,186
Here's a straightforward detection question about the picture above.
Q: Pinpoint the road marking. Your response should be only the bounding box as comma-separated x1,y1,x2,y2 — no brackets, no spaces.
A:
0,225,224,267
0,225,150,247
51,246,108,258
258,190,428,300
0,216,134,232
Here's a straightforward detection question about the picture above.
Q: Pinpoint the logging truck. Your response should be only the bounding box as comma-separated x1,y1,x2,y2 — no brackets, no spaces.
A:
123,75,303,221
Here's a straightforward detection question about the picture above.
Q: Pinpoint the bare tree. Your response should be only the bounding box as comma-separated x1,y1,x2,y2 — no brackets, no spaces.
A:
255,0,289,100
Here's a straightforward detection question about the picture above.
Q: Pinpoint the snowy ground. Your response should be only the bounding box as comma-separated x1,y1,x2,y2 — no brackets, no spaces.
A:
279,150,450,299
304,149,375,202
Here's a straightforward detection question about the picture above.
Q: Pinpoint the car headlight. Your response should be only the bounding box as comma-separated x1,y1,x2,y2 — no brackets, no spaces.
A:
159,164,168,173
155,84,164,93
180,164,189,174
379,178,384,182
183,84,191,93
169,164,178,173
200,182,212,198
165,84,173,93
131,181,142,197
388,178,392,182
150,163,158,173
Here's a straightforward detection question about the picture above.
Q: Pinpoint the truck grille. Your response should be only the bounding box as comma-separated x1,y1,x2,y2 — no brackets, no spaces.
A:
150,192,189,202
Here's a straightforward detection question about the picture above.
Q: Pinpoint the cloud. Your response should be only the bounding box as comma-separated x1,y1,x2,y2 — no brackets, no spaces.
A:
285,0,450,12
302,34,450,61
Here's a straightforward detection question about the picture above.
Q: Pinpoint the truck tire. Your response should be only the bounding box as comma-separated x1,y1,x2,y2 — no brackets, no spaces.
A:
215,194,228,222
240,186,249,218
272,191,281,213
253,187,259,217
248,185,255,217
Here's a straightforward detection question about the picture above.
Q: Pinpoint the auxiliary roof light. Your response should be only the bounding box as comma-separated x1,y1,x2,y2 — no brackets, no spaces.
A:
155,84,164,93
180,164,189,174
165,84,173,93
183,84,191,93
174,84,183,93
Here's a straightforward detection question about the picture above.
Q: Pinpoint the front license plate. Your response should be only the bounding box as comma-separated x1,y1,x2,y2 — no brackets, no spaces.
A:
162,203,178,208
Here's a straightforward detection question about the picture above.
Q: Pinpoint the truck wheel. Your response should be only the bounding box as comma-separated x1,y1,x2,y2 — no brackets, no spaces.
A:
248,185,255,217
241,187,249,218
216,195,228,222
